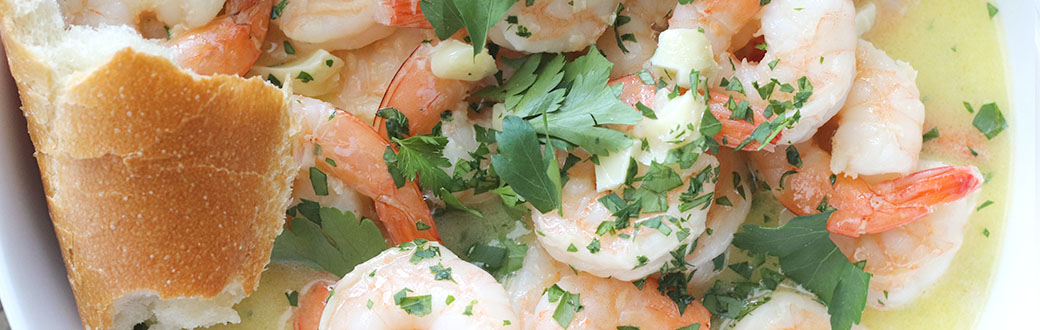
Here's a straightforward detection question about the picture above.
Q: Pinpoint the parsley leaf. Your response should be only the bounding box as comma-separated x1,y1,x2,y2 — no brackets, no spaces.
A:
385,135,453,191
272,206,388,277
972,102,1007,139
478,49,641,156
491,116,561,212
421,0,517,54
394,288,433,316
546,284,582,328
732,212,870,330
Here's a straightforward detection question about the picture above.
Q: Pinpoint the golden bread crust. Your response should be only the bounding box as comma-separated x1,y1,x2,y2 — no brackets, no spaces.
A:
1,9,297,328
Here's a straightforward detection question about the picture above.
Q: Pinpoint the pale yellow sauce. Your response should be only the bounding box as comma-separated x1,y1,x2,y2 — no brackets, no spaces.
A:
206,263,328,330
854,0,1011,328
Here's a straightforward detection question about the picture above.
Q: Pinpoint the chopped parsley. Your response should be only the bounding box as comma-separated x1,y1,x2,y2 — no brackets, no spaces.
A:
393,288,433,316
987,2,999,19
971,102,1008,139
922,127,940,142
546,284,583,328
285,290,299,307
271,0,288,20
309,167,328,196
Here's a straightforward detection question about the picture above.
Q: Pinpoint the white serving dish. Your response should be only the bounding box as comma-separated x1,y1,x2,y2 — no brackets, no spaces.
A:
0,1,1035,329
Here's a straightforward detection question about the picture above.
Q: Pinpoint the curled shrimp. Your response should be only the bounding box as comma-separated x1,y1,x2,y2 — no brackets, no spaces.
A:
318,240,520,329
488,0,623,53
831,161,978,309
830,40,926,177
531,157,716,281
749,141,982,237
673,0,858,144
168,0,272,76
292,96,438,244
529,273,712,330
273,0,426,51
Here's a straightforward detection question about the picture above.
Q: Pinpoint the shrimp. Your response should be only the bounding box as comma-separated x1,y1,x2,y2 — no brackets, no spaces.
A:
531,157,716,281
374,41,478,138
487,0,623,53
687,149,754,291
610,74,783,152
748,141,982,237
59,0,272,76
58,0,225,31
594,0,675,78
273,0,426,52
829,40,925,177
292,96,438,244
675,0,858,145
169,0,273,76
528,273,712,329
318,240,520,329
721,288,837,330
831,161,977,309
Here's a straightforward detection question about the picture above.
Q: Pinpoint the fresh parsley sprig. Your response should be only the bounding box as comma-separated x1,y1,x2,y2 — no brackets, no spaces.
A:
731,211,871,330
273,204,388,277
421,0,518,54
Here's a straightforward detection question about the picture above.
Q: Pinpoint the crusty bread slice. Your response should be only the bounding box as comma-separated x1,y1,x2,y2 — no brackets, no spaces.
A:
0,1,298,329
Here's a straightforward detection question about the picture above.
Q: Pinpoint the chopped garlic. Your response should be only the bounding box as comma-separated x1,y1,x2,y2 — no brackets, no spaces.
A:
631,90,705,165
650,29,716,88
595,145,635,192
251,49,343,97
431,39,498,82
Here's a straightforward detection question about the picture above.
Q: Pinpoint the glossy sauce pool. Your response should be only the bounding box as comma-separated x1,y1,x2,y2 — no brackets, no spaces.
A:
852,0,1012,328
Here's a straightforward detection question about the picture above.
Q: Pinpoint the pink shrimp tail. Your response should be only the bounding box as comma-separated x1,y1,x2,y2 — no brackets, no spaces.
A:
376,0,433,28
374,187,441,244
827,165,983,237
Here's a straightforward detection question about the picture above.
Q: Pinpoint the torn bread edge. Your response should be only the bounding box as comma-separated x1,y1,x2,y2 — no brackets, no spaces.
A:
0,1,298,329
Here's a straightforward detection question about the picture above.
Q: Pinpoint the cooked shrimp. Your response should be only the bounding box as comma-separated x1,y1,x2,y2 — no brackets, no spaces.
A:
318,240,520,329
488,0,623,53
531,157,716,281
375,42,478,138
684,0,857,144
687,149,754,291
273,0,425,51
529,273,712,329
292,96,438,244
749,141,982,237
169,0,272,76
503,242,570,326
59,0,271,76
832,161,977,309
594,0,674,78
722,288,835,330
58,0,225,30
611,74,783,152
829,40,925,177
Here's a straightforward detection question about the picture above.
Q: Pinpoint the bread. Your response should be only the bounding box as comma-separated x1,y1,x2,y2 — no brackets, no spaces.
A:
0,1,298,329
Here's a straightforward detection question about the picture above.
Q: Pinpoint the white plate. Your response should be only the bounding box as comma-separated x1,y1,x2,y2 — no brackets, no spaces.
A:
0,2,1036,329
